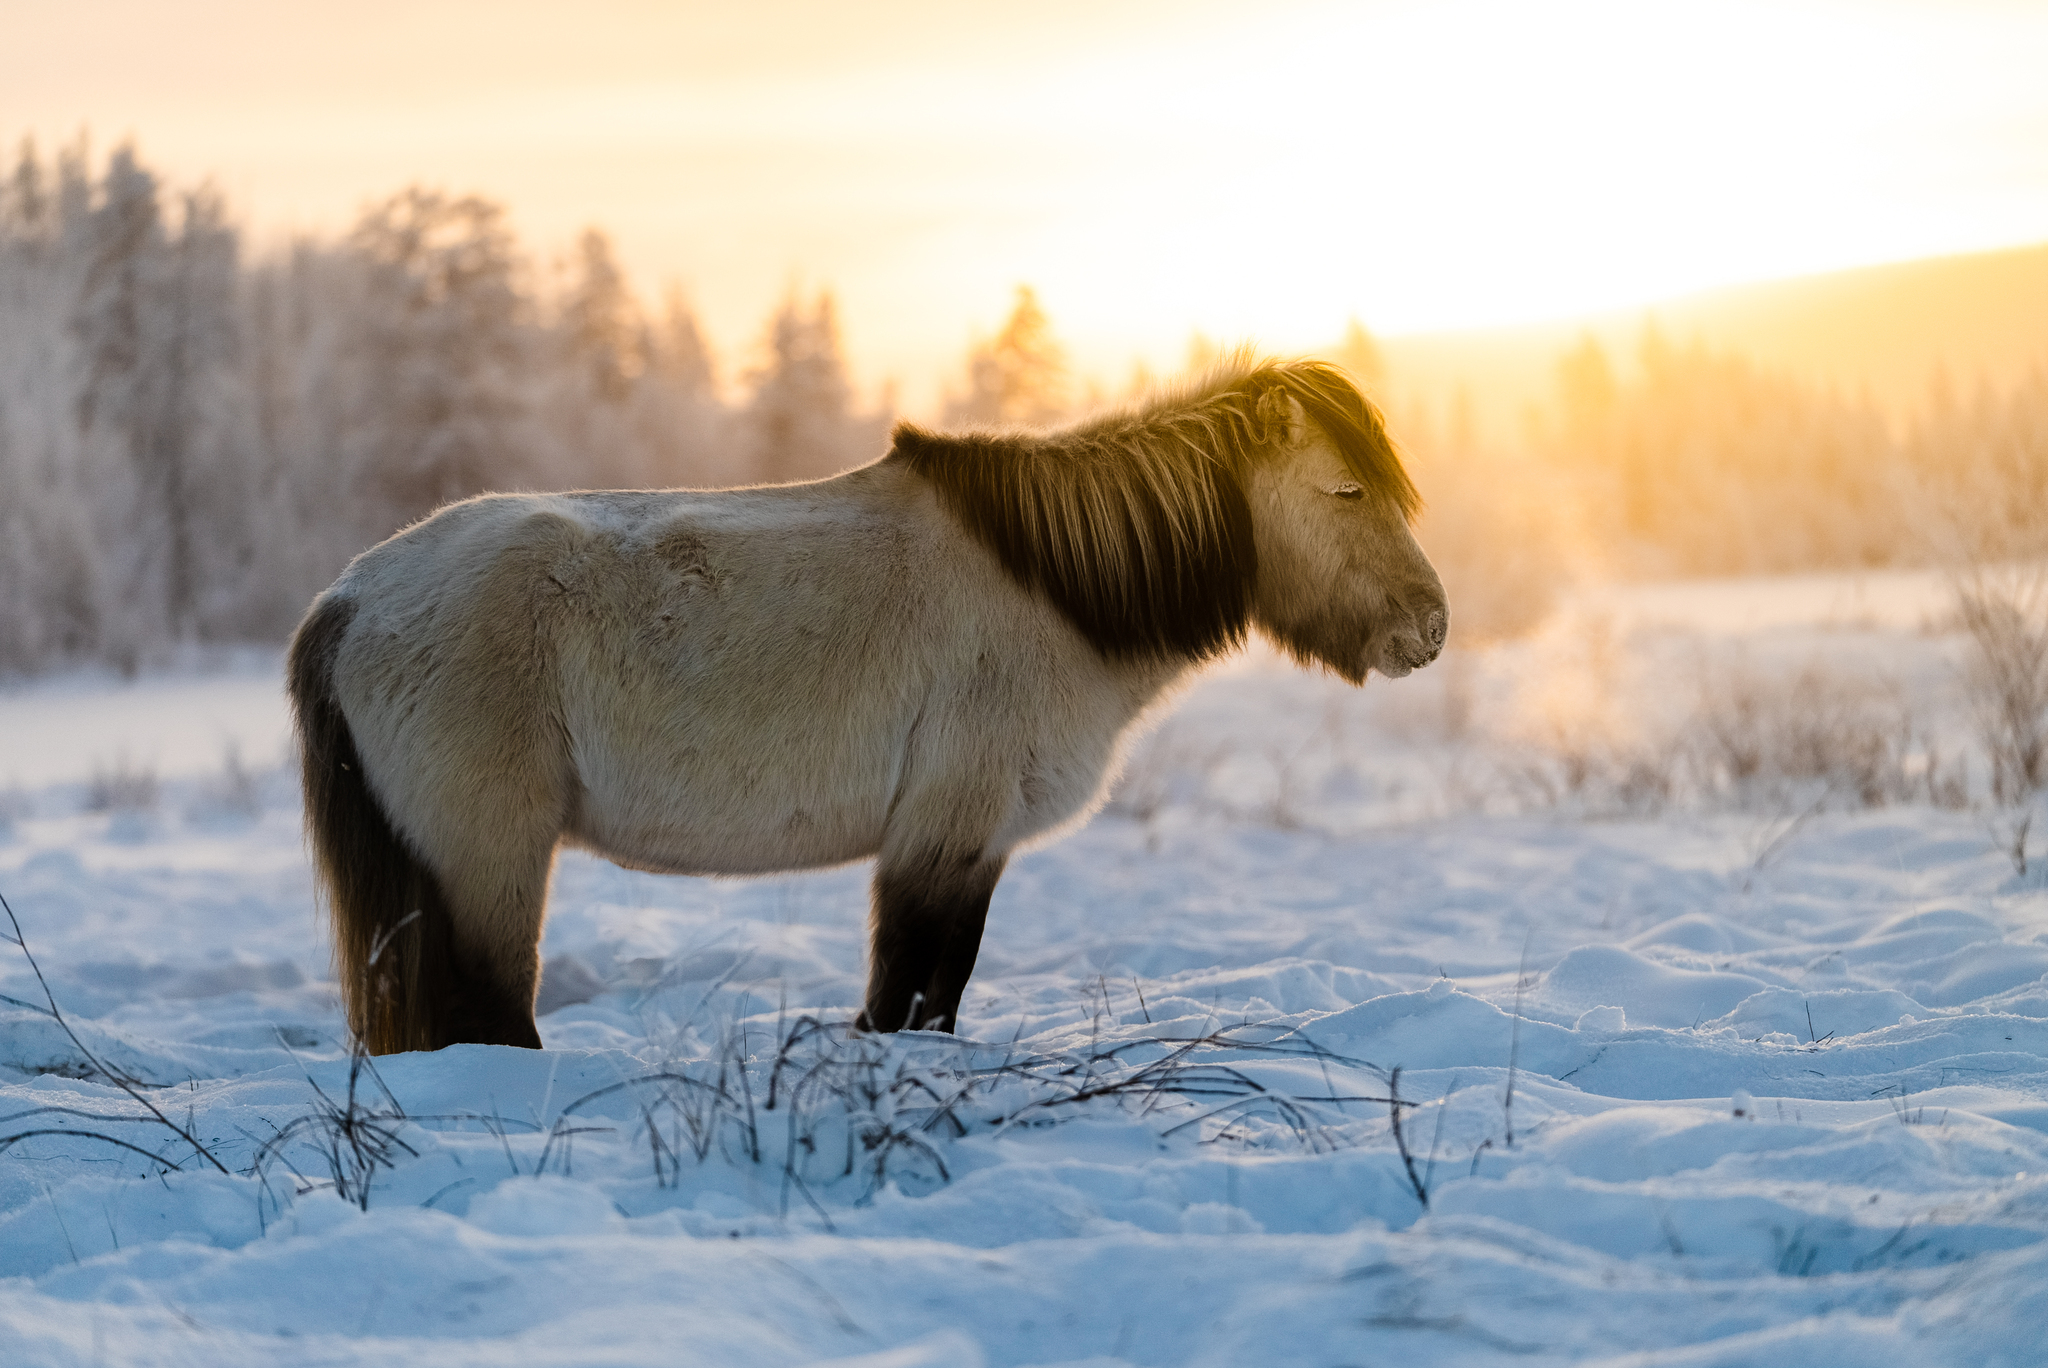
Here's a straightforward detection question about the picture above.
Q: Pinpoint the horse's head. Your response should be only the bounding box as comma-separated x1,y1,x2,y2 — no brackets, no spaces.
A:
1244,370,1447,684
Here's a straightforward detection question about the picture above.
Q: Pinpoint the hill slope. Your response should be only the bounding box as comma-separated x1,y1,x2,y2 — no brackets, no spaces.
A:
1379,239,2048,441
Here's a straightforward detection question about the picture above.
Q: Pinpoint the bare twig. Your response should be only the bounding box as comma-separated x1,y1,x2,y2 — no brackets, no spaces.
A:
1423,1075,1456,1197
254,1033,417,1211
1504,931,1530,1148
0,886,230,1175
1387,1067,1428,1208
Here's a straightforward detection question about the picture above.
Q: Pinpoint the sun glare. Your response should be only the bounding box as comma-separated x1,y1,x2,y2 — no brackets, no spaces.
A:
964,0,2048,367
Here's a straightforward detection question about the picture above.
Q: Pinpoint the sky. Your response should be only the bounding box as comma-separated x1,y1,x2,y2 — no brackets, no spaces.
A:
6,0,2047,410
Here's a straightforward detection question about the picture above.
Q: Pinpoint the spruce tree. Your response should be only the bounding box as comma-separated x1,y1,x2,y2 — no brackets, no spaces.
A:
945,285,1069,427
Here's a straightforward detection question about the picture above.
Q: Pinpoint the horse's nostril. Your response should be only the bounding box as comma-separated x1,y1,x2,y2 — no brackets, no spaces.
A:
1425,609,1447,647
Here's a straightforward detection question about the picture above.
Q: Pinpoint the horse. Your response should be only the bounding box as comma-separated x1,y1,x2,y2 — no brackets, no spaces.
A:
287,354,1448,1054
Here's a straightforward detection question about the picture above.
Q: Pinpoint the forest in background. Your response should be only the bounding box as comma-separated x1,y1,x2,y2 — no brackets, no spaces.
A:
3,139,2046,674
1396,319,2048,639
0,141,885,674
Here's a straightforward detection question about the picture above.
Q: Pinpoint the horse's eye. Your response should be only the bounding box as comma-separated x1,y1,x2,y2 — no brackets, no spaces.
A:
1333,483,1364,501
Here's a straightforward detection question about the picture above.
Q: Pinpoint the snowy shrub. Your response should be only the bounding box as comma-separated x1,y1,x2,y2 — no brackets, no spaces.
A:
1955,567,2048,807
84,754,159,812
1478,615,1962,818
1693,661,1922,808
1952,566,2048,873
188,740,262,820
554,1015,1417,1215
5,905,1418,1223
1489,612,1683,815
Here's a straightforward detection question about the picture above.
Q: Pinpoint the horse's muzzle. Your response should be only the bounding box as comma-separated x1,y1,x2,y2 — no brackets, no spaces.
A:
1374,606,1448,679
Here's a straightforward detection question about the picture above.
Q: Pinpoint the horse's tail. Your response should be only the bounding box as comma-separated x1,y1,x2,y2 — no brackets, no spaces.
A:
287,593,457,1055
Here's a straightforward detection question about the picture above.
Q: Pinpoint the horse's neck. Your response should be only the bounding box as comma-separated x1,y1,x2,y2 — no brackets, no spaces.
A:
1107,653,1207,724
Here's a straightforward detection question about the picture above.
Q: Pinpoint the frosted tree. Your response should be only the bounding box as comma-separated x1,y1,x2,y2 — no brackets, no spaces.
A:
557,227,642,404
0,140,234,668
1533,323,1914,575
200,237,362,639
66,145,171,660
155,187,241,630
4,137,49,234
1555,336,1616,442
0,137,98,670
66,147,239,652
741,291,885,482
1906,365,2048,562
541,237,744,490
342,188,538,524
538,227,643,488
945,285,1070,427
633,286,740,488
651,284,715,400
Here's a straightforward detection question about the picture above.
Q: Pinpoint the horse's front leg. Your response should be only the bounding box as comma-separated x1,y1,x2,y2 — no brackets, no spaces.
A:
857,849,1007,1033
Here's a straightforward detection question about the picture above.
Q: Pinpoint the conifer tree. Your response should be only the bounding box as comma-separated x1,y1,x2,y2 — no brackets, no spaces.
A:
68,146,239,645
945,285,1069,427
344,187,535,522
558,228,641,403
742,291,883,481
652,285,715,400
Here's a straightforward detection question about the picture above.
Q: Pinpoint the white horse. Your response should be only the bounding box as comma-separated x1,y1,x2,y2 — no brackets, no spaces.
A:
288,355,1448,1053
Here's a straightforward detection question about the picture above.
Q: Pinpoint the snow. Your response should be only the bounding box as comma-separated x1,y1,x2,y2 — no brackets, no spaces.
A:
4,575,2047,1366
0,649,293,791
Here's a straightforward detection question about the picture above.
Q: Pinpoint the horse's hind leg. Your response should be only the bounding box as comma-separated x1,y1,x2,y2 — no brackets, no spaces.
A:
428,843,557,1049
858,852,1006,1034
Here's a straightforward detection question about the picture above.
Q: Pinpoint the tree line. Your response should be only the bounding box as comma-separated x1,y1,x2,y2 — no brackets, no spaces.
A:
1536,328,2048,575
0,141,884,674
1388,327,2048,638
4,140,2045,672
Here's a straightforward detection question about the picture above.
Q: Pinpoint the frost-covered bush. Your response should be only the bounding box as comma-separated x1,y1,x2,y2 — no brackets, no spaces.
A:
1693,662,1925,809
1954,568,2048,807
85,755,159,812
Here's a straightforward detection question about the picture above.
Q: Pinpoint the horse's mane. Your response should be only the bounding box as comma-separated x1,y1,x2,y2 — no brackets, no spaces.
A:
889,353,1419,663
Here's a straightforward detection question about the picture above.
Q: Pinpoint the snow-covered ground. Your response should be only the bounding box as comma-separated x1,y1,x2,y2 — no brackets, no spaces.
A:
3,574,2047,1367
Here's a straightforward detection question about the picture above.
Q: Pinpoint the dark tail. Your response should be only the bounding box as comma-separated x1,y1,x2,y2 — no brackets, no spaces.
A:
288,594,459,1055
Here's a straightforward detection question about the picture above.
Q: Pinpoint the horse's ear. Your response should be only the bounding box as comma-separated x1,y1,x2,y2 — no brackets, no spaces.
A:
889,421,941,465
1254,388,1308,449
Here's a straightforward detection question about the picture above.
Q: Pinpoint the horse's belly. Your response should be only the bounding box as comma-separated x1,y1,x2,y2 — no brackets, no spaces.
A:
571,808,886,876
567,757,892,877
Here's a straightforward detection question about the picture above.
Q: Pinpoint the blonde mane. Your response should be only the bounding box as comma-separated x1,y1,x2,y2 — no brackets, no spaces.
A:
889,354,1419,662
